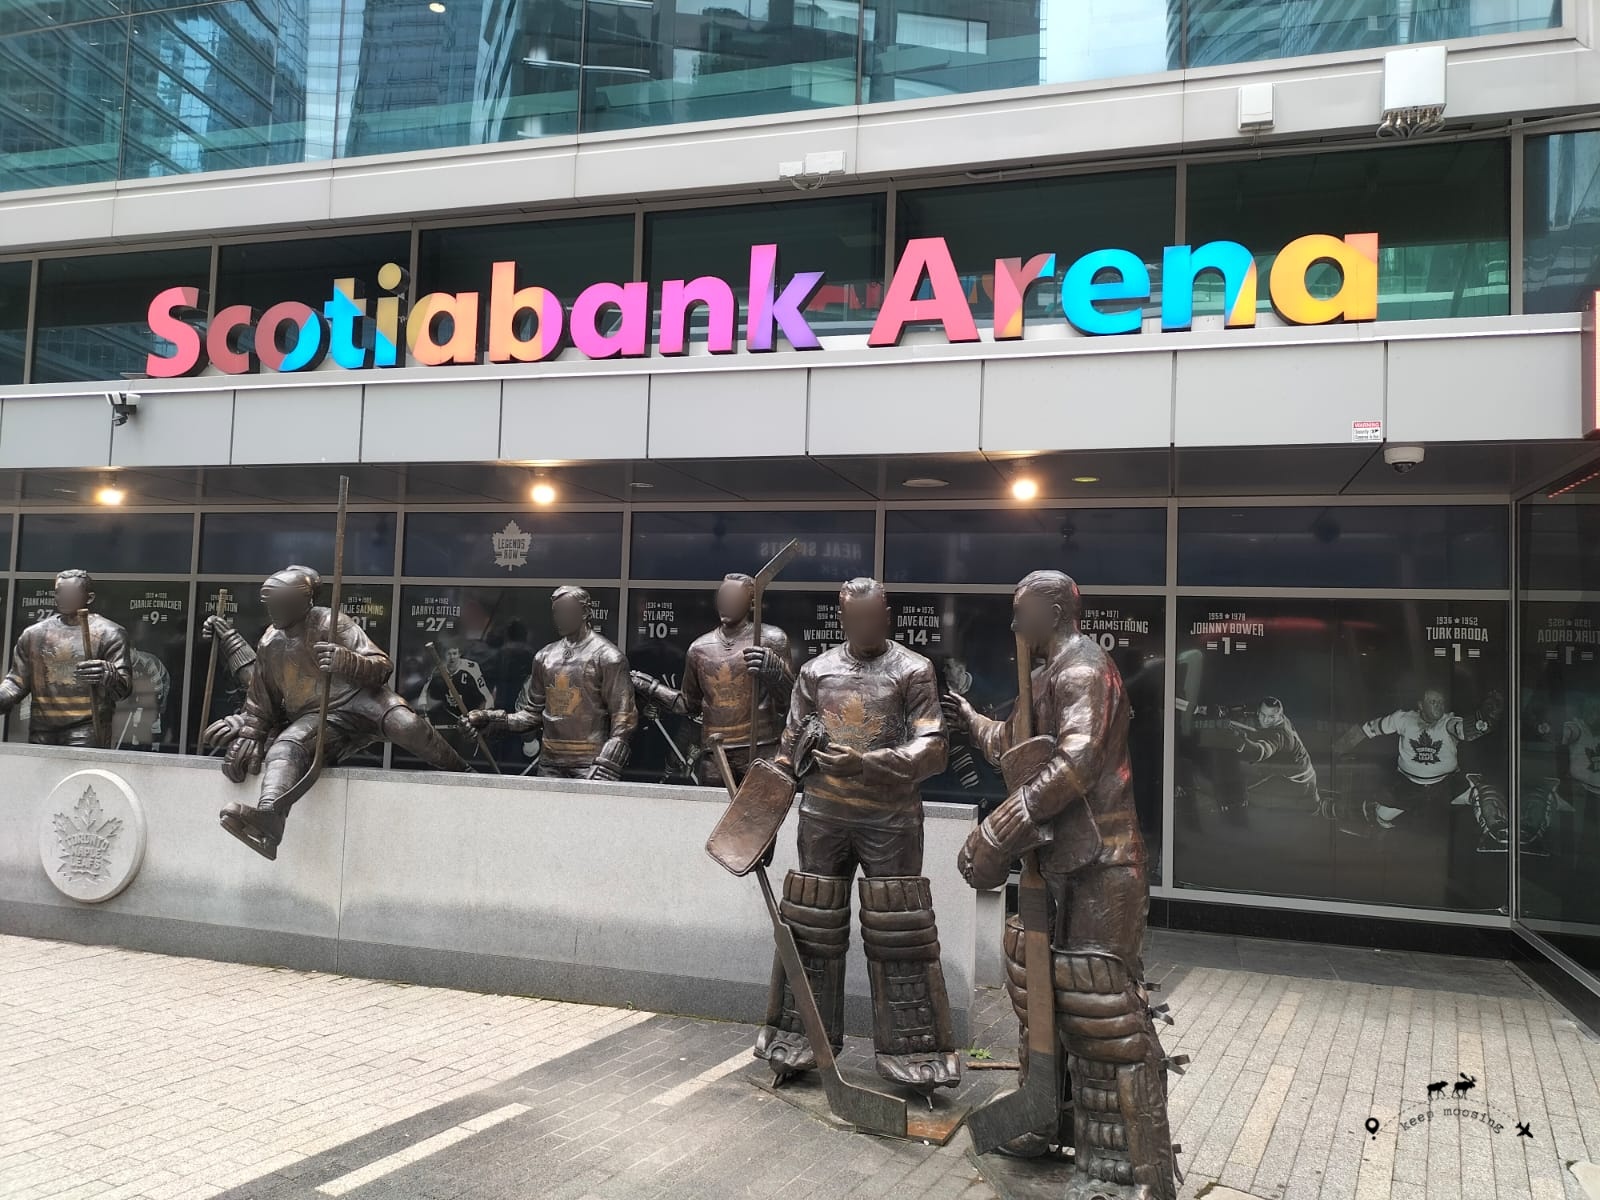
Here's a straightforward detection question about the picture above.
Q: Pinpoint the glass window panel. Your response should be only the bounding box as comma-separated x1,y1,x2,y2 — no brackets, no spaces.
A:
216,232,411,314
578,0,859,135
32,248,211,384
339,0,579,157
18,512,193,574
0,515,12,570
629,510,874,582
0,261,27,385
1187,142,1510,321
0,15,127,191
896,170,1176,329
1186,0,1559,68
1178,505,1509,590
391,583,621,770
644,196,886,336
7,577,189,752
200,511,396,578
1522,500,1600,592
1517,597,1600,974
121,1,321,181
188,579,391,765
885,507,1167,585
1174,596,1508,912
403,511,621,579
417,216,634,304
1524,130,1600,315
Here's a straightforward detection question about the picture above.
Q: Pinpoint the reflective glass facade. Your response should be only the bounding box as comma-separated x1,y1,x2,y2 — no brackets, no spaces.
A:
0,0,1561,195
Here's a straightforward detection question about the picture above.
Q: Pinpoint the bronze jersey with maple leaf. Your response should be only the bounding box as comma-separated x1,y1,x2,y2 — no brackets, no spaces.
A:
509,630,638,770
679,621,793,750
0,612,132,732
237,607,400,740
971,631,1146,876
784,640,947,830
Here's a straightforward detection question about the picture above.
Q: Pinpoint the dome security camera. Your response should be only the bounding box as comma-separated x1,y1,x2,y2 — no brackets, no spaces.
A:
1383,444,1425,475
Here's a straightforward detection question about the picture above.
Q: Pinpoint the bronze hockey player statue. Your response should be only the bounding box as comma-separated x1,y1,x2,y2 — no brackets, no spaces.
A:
204,565,468,859
0,569,131,748
945,570,1178,1199
467,586,638,779
755,576,963,1095
632,572,795,786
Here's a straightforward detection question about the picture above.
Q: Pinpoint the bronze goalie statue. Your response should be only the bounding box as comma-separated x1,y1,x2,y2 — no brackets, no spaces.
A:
946,570,1179,1199
754,576,963,1095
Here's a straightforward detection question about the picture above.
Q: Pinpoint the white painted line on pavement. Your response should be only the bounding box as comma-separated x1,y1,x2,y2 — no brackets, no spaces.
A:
650,1050,754,1108
315,1102,530,1196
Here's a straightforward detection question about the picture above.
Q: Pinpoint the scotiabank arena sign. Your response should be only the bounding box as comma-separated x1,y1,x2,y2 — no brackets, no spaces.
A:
146,232,1378,378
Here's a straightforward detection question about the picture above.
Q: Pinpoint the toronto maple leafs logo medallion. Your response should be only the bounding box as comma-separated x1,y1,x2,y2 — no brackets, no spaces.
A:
37,769,147,904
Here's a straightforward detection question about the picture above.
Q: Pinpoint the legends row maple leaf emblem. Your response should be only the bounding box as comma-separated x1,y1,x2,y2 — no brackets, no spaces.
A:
52,786,122,883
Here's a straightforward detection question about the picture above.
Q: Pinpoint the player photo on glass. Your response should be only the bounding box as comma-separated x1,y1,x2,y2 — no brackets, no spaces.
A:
1175,598,1508,913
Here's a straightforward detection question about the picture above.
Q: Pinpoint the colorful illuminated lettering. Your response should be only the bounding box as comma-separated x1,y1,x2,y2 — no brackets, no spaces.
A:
747,244,824,352
570,281,649,359
1269,233,1379,325
409,292,479,366
993,254,1057,341
139,232,1381,377
1061,249,1149,336
869,237,979,348
1160,241,1258,331
488,261,564,363
145,286,205,378
659,276,737,356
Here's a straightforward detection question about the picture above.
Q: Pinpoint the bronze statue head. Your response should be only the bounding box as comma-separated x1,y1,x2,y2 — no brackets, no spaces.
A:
839,577,890,657
53,569,93,617
1012,569,1081,654
261,565,320,629
551,585,592,639
716,573,755,625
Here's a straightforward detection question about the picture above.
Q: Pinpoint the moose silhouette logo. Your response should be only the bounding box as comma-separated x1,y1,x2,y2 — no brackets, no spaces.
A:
1453,1074,1478,1096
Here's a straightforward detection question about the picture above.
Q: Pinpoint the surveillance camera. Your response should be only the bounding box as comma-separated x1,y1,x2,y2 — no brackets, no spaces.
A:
1383,444,1425,475
105,392,139,427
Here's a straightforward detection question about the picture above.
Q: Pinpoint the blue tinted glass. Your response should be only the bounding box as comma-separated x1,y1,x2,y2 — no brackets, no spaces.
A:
0,15,127,190
1186,1,1557,67
1179,506,1509,589
123,1,320,179
580,0,858,134
865,0,1176,102
403,511,621,579
885,508,1166,586
1524,131,1600,315
18,512,194,574
630,511,875,582
418,216,634,302
33,248,211,384
340,0,578,156
0,261,27,385
1522,502,1600,592
1187,142,1510,321
200,511,396,577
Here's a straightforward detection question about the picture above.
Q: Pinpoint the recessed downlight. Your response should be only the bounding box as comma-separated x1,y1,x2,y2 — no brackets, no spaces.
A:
902,477,949,489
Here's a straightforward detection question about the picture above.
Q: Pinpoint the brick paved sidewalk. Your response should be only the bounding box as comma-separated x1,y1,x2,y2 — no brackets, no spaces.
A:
2,930,1596,1200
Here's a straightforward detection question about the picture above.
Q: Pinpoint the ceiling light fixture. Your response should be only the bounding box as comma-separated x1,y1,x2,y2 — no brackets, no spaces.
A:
1011,477,1039,502
531,481,556,505
428,1,446,11
94,474,126,506
1072,475,1100,484
902,477,949,489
